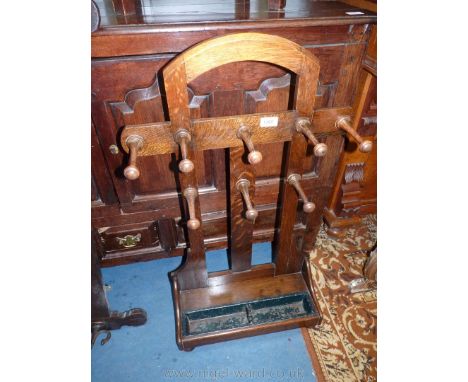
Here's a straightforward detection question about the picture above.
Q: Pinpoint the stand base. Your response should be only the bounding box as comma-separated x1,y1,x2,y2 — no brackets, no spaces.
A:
171,265,321,351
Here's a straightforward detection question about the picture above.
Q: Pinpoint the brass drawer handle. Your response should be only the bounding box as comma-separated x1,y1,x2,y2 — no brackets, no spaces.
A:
115,234,141,248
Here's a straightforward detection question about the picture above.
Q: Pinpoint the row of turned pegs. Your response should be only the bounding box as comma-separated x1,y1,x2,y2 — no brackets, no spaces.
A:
123,116,372,230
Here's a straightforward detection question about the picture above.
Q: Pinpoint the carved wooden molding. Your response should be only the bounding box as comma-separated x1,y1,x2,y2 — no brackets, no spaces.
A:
188,88,210,118
185,74,338,117
344,162,365,184
108,75,167,130
111,76,162,115
245,74,291,107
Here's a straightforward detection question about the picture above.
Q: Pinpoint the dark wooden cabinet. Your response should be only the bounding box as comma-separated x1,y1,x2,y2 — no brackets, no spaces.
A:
91,0,377,266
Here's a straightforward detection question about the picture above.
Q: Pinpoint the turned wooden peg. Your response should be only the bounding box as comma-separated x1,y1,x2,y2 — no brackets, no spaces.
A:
287,174,315,213
174,129,195,173
295,117,328,157
123,135,144,180
183,187,200,230
236,125,263,165
236,179,258,222
336,116,373,153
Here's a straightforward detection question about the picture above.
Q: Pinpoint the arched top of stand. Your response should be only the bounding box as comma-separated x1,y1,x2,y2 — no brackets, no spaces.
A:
163,32,320,82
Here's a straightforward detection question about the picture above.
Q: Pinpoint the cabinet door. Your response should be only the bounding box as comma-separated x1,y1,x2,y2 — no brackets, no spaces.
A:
92,55,173,212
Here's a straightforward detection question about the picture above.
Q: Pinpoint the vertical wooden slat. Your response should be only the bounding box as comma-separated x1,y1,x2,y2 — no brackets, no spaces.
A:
275,55,320,275
229,148,255,272
274,135,308,275
164,59,208,290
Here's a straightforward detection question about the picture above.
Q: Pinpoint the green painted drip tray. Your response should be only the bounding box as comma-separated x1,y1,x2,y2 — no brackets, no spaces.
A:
182,292,317,336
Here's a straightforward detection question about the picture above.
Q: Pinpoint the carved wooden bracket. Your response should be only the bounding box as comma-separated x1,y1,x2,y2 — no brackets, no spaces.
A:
344,162,365,184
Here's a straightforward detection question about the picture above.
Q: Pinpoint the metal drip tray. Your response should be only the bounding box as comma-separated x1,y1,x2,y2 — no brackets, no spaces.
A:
182,292,317,336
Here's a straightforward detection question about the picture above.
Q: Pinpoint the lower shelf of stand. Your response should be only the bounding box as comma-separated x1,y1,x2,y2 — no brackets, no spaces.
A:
173,272,321,349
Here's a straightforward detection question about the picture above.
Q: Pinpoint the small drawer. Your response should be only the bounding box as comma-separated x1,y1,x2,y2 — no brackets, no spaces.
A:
98,222,159,252
97,218,183,256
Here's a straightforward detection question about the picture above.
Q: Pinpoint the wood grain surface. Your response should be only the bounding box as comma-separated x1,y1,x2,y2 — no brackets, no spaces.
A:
229,148,256,272
121,107,352,155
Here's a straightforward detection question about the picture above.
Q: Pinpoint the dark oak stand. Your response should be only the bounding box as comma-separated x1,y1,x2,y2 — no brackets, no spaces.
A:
119,33,373,350
91,0,377,350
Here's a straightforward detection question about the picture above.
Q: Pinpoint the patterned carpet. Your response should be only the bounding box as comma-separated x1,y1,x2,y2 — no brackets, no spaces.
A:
304,215,377,382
